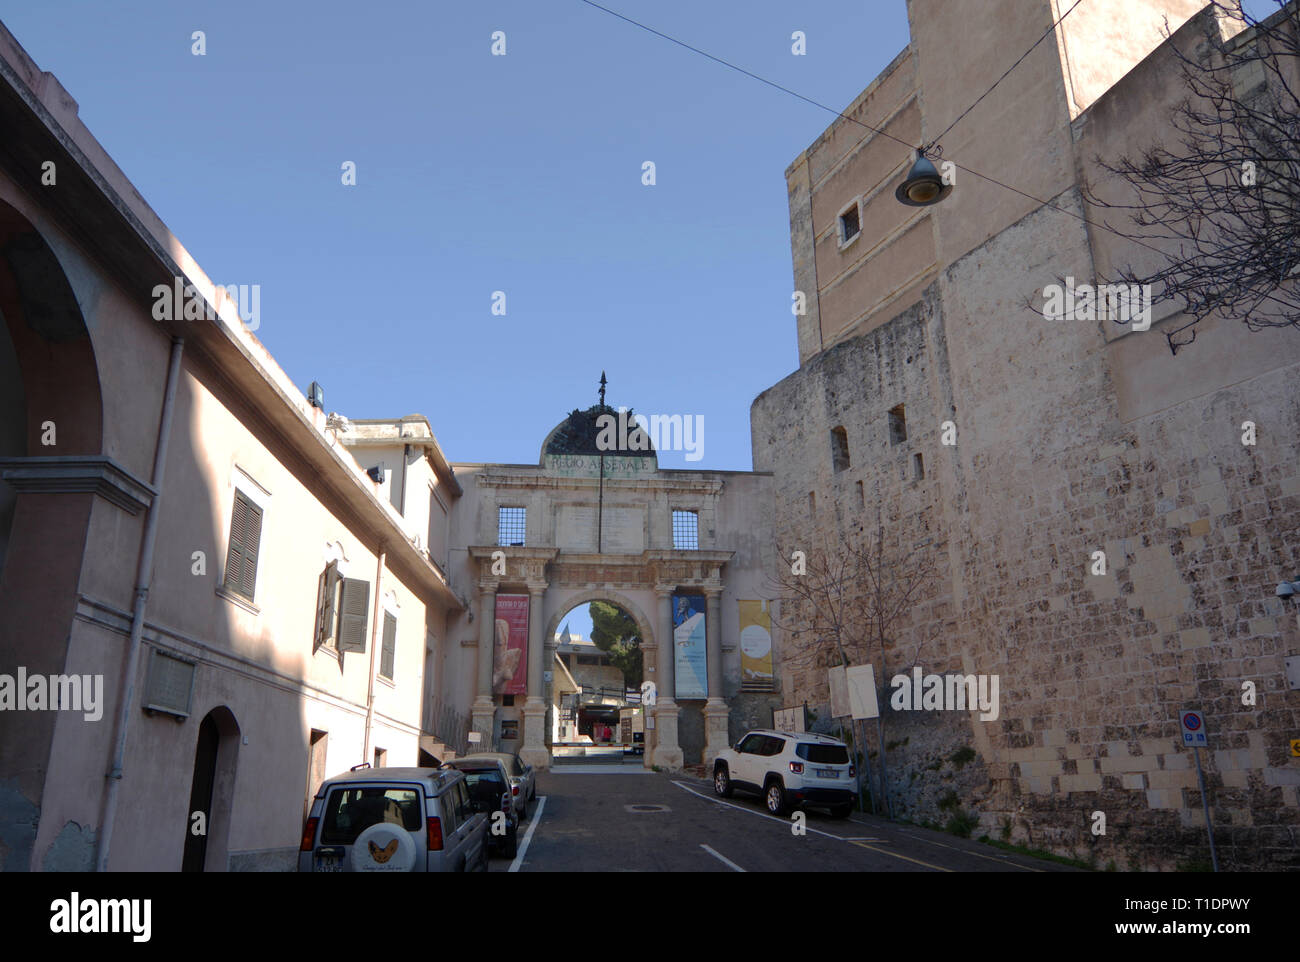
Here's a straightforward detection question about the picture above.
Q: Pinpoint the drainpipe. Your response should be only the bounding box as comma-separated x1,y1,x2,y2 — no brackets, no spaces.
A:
362,545,386,764
95,336,185,872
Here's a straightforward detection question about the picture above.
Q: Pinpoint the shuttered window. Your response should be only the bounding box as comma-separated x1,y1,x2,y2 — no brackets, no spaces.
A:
224,491,263,601
338,578,370,653
380,611,397,680
314,561,341,650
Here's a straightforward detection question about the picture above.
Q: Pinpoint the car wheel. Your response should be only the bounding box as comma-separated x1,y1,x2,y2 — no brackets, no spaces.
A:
829,801,853,819
765,779,790,816
504,829,518,859
713,765,734,798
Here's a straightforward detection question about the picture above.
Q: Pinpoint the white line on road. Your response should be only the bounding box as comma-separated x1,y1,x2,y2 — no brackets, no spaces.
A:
701,844,746,872
508,795,547,873
672,781,953,872
671,781,853,840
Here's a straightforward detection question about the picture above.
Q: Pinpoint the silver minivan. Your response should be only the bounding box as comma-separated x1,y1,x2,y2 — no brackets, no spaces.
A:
298,765,490,872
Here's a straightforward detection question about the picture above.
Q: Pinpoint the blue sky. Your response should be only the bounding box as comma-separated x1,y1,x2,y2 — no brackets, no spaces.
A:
6,1,912,470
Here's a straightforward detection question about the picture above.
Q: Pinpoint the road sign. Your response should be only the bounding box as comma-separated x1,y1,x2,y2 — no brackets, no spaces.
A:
828,666,850,718
846,664,880,720
773,707,805,733
1179,710,1207,746
1290,739,1300,758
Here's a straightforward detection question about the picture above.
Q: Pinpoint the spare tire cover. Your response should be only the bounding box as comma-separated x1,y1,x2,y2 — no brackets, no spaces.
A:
351,823,418,872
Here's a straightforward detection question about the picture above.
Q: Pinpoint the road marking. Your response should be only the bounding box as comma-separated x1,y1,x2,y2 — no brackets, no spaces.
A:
849,839,952,872
671,780,946,873
671,781,850,840
894,831,1046,872
508,795,547,873
701,844,746,872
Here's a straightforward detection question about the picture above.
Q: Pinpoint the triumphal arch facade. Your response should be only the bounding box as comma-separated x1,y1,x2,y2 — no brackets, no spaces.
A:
443,404,777,771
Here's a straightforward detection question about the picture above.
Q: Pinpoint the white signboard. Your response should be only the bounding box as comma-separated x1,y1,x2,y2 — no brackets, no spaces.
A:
773,707,805,733
828,665,850,718
846,664,880,720
467,731,482,744
1179,709,1207,746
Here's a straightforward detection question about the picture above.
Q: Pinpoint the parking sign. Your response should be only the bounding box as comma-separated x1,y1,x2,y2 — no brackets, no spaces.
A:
1179,710,1207,746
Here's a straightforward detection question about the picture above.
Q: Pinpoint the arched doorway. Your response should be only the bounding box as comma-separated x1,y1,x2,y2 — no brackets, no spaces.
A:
182,707,240,871
548,595,648,766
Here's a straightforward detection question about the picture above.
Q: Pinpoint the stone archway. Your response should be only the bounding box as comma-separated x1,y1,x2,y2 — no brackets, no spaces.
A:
545,589,655,765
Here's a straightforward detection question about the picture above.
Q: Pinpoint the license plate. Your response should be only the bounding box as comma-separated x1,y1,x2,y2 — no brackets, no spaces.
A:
815,768,839,779
314,855,342,872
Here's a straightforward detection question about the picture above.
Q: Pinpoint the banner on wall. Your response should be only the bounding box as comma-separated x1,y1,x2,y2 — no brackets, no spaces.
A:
492,594,529,696
672,592,708,699
738,600,774,687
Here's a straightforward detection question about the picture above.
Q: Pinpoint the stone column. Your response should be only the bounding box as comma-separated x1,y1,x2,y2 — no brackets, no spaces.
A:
703,587,730,769
651,586,683,771
470,582,496,748
520,581,550,770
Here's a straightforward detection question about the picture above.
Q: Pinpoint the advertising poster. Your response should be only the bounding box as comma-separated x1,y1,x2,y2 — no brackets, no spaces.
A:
738,600,773,687
672,592,707,699
492,594,529,696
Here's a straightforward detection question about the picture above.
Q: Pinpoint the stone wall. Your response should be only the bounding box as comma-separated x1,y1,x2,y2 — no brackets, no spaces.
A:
753,187,1300,870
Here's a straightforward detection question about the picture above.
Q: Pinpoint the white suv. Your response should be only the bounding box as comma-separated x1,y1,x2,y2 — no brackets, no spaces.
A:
713,730,856,818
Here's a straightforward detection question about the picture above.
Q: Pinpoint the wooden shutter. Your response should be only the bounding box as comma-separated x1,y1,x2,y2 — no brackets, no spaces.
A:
337,577,370,653
314,561,340,649
224,491,263,600
380,611,397,679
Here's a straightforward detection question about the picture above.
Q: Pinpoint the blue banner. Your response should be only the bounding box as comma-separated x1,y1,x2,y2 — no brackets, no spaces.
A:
672,593,707,699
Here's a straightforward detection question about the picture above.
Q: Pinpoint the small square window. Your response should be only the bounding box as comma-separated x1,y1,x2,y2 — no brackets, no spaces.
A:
672,510,699,550
838,201,861,246
497,507,526,546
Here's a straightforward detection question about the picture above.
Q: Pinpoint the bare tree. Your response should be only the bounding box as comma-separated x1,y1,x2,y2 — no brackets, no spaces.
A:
1084,0,1300,353
769,526,938,818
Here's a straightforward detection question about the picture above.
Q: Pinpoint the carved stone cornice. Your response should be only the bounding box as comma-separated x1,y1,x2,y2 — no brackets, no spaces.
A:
0,455,157,515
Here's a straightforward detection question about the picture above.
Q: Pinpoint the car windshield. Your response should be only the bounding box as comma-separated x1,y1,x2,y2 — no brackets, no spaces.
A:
462,770,507,805
796,744,850,764
320,786,421,845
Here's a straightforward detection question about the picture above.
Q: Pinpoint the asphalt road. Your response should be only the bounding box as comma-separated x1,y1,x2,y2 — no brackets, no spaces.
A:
489,766,1082,873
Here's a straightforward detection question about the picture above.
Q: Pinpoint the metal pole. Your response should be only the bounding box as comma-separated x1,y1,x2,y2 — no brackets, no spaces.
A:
876,715,893,820
852,717,876,815
1192,747,1220,872
96,336,184,872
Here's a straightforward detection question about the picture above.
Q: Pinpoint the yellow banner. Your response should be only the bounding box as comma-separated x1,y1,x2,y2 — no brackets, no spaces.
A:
739,600,773,685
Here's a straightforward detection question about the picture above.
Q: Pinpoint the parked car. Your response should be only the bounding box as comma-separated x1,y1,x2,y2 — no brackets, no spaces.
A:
440,757,519,857
298,764,490,872
455,751,535,816
712,730,856,818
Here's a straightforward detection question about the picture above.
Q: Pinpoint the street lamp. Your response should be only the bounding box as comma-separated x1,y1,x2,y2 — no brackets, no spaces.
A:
896,150,952,207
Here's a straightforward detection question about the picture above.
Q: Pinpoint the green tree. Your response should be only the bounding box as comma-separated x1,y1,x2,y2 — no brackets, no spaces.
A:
588,601,642,688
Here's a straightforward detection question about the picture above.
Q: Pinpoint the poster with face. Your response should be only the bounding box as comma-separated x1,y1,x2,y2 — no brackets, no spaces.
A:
672,592,707,699
492,594,529,695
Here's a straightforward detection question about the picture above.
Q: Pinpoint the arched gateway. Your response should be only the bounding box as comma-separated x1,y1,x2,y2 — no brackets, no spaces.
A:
446,401,778,772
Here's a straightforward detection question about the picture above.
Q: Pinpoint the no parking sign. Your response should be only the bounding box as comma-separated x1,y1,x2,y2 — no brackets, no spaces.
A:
1179,709,1208,746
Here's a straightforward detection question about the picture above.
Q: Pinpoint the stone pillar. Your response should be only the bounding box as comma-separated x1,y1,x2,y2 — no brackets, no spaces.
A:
651,586,683,771
703,587,730,769
470,582,496,748
520,582,550,770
